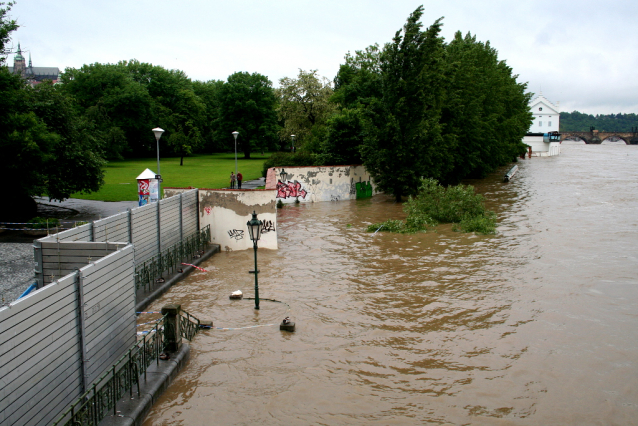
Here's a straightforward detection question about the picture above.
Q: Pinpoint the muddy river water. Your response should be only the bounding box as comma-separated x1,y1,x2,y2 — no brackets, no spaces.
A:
143,143,637,425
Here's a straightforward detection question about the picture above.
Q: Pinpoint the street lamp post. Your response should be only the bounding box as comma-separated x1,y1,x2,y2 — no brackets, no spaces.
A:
247,211,263,310
152,127,164,199
291,134,295,153
232,131,239,183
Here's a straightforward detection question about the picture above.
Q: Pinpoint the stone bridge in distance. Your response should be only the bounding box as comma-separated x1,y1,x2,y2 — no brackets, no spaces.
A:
561,131,638,144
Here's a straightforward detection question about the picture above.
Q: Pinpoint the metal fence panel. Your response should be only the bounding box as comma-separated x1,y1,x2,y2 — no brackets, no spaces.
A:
0,274,83,426
38,241,126,286
160,195,181,250
93,212,129,242
39,222,93,243
80,246,135,384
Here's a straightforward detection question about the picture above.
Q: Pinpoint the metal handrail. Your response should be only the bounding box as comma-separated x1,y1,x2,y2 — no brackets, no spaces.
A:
135,225,211,292
52,314,168,426
53,308,204,426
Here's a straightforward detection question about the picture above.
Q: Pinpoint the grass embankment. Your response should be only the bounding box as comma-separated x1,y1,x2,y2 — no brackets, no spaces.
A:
72,153,270,202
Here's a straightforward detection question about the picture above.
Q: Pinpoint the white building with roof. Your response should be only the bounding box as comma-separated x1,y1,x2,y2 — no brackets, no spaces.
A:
523,93,561,156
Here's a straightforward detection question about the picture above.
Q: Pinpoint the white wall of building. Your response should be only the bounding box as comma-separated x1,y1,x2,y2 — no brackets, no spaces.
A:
528,94,560,133
522,135,561,157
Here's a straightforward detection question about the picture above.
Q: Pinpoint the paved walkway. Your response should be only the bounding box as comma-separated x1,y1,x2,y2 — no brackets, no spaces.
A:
228,177,266,190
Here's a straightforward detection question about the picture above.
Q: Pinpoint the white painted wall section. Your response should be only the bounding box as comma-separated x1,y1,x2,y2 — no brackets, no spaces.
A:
266,165,377,204
198,189,278,250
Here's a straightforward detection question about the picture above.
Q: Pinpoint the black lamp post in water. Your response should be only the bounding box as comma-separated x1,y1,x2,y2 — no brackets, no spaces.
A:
247,211,263,310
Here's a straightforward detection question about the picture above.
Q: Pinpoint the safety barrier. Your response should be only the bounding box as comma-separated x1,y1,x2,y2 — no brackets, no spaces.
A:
134,225,211,292
53,308,203,426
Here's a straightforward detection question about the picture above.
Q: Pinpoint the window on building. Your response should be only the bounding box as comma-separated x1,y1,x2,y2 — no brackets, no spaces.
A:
539,107,543,111
548,121,552,127
539,121,543,127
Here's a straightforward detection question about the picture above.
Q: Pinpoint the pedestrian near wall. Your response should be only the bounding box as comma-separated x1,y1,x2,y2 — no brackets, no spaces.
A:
230,172,236,189
237,172,243,189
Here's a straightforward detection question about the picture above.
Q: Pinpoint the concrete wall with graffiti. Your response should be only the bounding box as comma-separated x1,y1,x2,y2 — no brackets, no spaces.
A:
265,165,377,204
164,188,278,251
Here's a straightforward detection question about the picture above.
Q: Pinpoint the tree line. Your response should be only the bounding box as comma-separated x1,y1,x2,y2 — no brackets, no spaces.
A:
1,3,533,219
560,111,638,132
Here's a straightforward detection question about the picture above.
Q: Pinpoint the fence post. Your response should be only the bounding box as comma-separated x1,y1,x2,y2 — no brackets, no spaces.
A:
74,269,89,394
89,221,94,242
156,201,162,257
161,304,182,352
195,189,201,233
127,208,133,244
179,192,183,242
33,240,43,289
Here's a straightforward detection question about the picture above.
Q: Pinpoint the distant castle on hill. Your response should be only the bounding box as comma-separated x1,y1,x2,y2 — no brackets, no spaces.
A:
7,43,60,85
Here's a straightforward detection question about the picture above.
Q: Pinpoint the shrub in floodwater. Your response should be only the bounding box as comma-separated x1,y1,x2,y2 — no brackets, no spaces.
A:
369,178,496,234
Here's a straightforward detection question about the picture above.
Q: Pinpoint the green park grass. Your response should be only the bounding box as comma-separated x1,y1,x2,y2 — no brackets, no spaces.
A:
72,153,270,202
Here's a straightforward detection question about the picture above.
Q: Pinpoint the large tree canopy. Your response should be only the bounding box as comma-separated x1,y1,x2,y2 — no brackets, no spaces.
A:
0,5,105,220
360,7,449,201
214,72,278,159
62,60,206,162
324,6,532,200
277,69,336,152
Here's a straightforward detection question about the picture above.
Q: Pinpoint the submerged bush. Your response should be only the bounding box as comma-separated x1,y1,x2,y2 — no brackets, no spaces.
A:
369,178,496,234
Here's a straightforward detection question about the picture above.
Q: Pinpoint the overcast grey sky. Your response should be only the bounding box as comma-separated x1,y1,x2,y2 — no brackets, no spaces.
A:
7,0,637,114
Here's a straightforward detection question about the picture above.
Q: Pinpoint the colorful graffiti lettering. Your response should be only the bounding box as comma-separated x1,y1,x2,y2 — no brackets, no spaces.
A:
262,220,276,233
228,229,244,241
204,206,212,215
276,180,308,199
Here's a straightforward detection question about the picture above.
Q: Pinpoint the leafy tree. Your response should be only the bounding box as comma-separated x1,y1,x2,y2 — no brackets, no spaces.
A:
560,111,638,132
360,7,449,202
332,44,382,109
0,1,17,62
319,108,364,165
320,45,383,165
277,69,336,152
193,79,225,151
439,31,531,182
62,60,207,161
0,77,105,219
214,72,278,159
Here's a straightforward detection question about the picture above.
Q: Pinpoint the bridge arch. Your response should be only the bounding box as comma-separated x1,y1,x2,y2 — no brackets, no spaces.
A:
601,135,629,144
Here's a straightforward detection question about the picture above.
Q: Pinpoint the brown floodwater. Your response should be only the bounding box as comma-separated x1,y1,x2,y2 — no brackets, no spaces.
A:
142,143,638,425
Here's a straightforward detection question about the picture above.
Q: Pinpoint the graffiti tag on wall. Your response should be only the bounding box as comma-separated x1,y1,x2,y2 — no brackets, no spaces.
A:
228,229,244,241
276,180,308,200
262,220,276,233
204,206,212,215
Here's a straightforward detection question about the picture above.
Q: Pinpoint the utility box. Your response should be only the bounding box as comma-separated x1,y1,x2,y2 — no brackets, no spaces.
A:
137,168,159,206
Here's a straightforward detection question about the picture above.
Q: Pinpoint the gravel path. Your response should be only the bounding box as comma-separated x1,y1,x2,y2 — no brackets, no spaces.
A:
0,243,35,304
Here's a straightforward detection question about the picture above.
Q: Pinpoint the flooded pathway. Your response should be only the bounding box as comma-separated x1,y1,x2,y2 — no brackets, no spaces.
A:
143,143,638,425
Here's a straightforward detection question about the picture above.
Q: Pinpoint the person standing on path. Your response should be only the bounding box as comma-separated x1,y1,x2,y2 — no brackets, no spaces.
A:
230,172,236,189
237,172,243,189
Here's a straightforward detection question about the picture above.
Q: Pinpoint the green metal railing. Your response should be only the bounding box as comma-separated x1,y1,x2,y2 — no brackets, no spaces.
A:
135,225,211,293
53,314,168,426
53,309,203,426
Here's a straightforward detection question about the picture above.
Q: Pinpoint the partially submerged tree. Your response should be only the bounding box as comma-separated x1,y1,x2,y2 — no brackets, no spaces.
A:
360,7,449,202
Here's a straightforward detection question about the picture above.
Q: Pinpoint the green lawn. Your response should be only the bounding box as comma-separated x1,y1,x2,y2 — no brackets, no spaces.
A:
72,153,270,202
